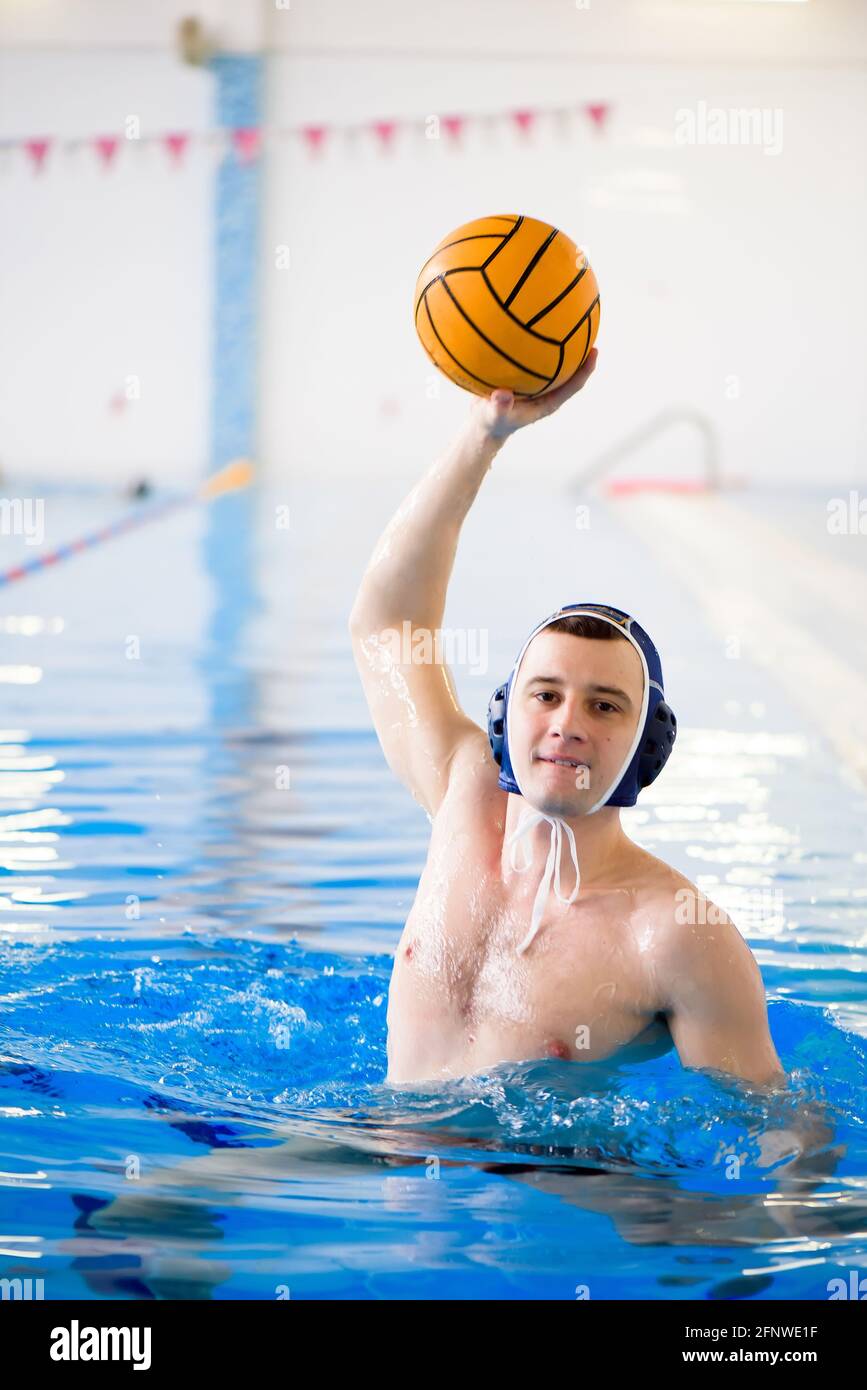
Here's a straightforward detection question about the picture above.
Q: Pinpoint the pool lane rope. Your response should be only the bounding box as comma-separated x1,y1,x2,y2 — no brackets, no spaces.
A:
0,459,254,590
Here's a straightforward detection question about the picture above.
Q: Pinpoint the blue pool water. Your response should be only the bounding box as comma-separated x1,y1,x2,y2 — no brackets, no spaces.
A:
1,479,866,1300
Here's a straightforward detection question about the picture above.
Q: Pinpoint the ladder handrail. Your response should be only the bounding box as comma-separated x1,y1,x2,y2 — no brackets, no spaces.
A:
574,408,721,491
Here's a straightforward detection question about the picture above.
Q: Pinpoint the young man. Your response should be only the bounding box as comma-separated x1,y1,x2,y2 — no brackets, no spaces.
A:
349,350,786,1090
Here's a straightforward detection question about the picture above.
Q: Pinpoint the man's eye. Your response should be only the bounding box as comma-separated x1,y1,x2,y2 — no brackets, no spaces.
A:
534,691,558,703
596,701,619,714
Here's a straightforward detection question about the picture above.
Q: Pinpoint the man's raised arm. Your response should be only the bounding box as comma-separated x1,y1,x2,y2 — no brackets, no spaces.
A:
348,351,598,818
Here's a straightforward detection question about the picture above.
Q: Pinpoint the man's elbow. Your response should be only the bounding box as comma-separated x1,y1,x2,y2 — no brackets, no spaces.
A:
675,1041,788,1091
744,1061,789,1091
348,605,382,642
348,597,402,640
347,601,367,636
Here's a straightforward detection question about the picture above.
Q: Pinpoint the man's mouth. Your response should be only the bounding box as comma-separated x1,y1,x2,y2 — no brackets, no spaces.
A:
535,755,590,770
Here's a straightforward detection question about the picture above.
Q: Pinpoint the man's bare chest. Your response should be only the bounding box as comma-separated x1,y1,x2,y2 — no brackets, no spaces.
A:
395,841,664,1050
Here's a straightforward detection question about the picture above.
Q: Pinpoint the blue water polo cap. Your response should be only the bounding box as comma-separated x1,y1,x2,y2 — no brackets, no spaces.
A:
487,602,677,810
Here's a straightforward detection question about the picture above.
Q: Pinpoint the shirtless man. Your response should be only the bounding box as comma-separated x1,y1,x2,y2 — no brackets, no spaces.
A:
349,349,786,1090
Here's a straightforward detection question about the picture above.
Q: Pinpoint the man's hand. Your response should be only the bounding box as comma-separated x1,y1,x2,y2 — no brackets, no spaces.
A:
470,347,598,440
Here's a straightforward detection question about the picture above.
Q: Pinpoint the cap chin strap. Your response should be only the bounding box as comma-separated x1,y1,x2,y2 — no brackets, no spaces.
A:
507,808,581,956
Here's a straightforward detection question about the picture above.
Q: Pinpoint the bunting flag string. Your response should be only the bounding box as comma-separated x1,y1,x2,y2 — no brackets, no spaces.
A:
0,100,611,176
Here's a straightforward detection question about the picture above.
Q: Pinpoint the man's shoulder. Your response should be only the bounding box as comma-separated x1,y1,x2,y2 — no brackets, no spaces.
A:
625,847,693,903
621,854,762,1025
627,851,737,945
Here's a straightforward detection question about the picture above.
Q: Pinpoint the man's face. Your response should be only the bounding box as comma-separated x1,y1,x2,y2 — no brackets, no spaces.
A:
507,629,644,816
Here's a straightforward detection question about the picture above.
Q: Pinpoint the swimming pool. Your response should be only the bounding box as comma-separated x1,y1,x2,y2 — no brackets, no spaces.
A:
1,476,865,1300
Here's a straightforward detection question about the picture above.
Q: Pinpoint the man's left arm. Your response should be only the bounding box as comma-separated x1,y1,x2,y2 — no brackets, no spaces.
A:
660,897,786,1088
660,894,841,1211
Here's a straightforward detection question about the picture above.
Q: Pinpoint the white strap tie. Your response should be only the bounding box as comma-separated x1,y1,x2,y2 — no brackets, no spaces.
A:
506,806,581,956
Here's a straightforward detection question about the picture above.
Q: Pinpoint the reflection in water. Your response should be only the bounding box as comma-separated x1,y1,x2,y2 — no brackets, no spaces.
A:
69,1080,853,1301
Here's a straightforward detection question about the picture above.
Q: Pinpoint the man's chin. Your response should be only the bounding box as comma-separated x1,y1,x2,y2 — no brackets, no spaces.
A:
525,780,595,819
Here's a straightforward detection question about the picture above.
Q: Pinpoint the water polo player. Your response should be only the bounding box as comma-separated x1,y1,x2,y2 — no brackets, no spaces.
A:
349,352,785,1089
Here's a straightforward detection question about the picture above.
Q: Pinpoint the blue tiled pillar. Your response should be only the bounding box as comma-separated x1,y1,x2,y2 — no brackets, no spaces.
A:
202,53,263,719
210,54,262,471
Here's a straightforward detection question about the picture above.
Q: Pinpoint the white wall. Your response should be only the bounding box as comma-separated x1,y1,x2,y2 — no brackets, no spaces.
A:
0,0,260,488
1,0,865,488
0,48,213,486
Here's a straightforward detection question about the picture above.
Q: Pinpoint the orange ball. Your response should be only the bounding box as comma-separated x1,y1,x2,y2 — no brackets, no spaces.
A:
413,213,600,398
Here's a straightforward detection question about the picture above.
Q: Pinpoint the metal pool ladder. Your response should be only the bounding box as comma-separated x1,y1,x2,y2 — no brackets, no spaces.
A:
572,408,723,493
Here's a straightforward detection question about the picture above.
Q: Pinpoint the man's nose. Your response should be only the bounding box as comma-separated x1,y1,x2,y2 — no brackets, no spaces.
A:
550,700,589,742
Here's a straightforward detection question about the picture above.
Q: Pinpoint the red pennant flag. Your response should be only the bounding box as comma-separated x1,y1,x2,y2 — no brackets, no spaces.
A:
232,127,262,163
585,103,610,133
371,119,398,151
24,138,52,173
442,115,465,143
511,109,537,136
163,133,189,166
301,125,328,155
94,136,119,167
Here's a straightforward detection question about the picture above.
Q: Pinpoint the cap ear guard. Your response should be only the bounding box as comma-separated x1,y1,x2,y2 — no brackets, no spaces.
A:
487,680,522,794
487,683,507,766
637,699,677,790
